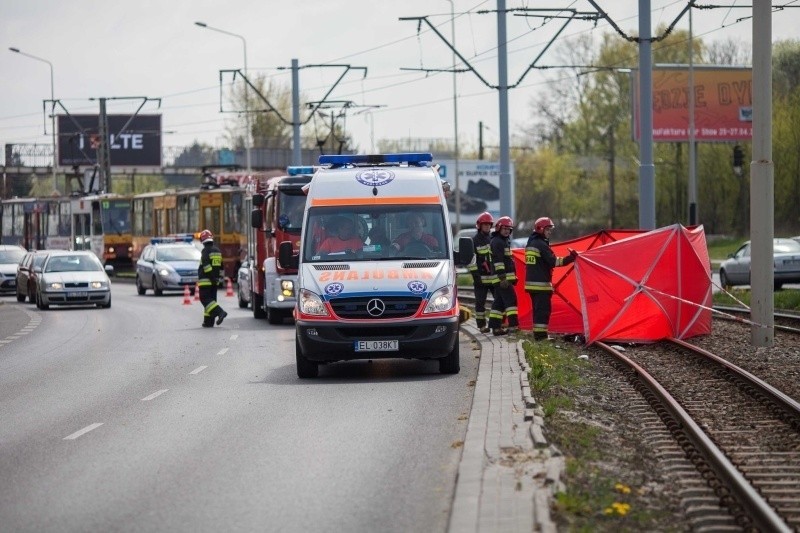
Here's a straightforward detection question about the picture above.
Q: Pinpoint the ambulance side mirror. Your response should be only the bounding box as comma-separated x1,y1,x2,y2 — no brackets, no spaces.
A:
456,237,474,266
251,208,263,229
278,241,297,269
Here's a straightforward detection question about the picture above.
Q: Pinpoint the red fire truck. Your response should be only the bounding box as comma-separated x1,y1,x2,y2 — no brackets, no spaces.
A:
246,167,315,323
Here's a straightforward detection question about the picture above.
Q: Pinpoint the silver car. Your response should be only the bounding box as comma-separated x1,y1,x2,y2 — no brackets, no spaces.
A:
719,238,800,290
136,241,200,296
0,244,27,295
35,251,112,309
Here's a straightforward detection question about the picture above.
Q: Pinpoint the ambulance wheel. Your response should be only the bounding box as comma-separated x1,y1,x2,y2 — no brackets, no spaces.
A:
238,286,248,308
252,292,266,318
439,338,460,374
296,337,318,378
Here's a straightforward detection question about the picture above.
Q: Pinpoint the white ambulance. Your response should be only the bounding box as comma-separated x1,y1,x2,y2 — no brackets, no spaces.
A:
280,153,475,378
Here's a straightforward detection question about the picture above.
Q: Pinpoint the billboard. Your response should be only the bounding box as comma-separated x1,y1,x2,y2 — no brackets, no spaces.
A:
57,114,162,167
632,66,752,142
436,159,515,225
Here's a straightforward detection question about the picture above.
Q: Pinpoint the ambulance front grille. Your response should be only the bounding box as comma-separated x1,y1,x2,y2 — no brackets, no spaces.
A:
402,261,439,268
330,296,423,319
312,264,349,270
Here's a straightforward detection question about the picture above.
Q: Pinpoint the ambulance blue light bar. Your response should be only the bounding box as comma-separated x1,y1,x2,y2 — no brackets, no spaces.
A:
287,166,315,176
318,153,433,167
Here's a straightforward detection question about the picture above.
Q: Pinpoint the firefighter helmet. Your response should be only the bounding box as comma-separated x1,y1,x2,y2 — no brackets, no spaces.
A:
534,217,555,233
475,211,494,228
495,216,513,230
199,229,214,243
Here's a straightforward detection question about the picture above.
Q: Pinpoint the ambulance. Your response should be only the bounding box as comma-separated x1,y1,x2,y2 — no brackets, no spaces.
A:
280,153,475,378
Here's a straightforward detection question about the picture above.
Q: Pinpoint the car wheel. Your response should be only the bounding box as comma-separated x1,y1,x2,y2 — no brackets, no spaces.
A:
36,292,49,310
99,295,111,309
16,287,26,303
439,336,460,374
136,275,146,295
153,276,163,296
252,291,266,319
238,285,248,308
296,336,318,378
719,269,729,288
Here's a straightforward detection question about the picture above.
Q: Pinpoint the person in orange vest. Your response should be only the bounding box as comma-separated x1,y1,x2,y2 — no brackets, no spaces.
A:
524,217,578,340
198,229,227,328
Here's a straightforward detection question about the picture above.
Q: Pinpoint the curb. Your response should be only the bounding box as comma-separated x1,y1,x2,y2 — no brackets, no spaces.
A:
449,325,563,532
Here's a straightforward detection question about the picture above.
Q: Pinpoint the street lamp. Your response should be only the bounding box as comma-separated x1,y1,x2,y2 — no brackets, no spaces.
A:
9,47,58,192
194,21,252,174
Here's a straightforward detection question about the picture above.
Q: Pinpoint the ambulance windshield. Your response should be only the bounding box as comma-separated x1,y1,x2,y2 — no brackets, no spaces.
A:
304,206,449,262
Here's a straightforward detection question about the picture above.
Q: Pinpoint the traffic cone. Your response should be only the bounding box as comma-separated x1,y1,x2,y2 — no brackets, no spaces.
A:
194,282,200,301
226,277,234,297
182,284,192,305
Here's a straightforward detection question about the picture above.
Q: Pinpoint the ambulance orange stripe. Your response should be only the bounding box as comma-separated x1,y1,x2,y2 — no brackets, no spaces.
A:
310,196,440,206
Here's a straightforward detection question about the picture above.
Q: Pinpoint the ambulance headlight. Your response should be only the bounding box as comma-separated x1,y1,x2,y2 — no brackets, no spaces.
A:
423,286,455,314
299,289,329,316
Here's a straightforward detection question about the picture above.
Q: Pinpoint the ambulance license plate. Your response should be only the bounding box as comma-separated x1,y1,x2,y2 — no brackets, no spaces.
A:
355,340,399,352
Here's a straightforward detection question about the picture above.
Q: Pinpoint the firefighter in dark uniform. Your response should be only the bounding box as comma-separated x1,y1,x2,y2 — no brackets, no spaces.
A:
487,216,518,335
468,212,496,333
198,229,228,328
524,217,577,340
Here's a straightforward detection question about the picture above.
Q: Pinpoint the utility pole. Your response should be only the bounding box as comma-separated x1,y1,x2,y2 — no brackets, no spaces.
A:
478,121,484,160
97,98,112,193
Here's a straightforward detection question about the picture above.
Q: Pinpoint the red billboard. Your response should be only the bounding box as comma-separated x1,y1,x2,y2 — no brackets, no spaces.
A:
633,66,752,142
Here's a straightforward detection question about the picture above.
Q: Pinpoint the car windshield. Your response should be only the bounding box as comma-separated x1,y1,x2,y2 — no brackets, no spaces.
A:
33,254,49,268
157,246,201,261
45,254,103,272
303,205,449,262
0,249,26,264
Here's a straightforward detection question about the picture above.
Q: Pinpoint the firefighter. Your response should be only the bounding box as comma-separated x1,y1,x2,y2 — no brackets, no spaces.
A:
487,216,519,335
524,217,578,340
468,212,496,333
198,229,228,328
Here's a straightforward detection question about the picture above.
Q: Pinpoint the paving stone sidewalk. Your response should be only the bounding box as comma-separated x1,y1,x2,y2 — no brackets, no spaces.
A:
449,324,565,533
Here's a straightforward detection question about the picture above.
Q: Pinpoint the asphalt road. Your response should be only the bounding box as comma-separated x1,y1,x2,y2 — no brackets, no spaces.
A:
0,284,479,532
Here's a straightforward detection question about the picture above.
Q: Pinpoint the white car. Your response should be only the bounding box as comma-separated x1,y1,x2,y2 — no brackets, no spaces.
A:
35,251,113,309
0,244,26,295
719,238,800,290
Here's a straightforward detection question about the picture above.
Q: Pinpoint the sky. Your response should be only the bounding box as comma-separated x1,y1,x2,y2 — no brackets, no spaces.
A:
1,0,798,166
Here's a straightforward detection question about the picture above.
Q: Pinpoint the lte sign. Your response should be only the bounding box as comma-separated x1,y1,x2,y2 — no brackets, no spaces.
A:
57,114,162,167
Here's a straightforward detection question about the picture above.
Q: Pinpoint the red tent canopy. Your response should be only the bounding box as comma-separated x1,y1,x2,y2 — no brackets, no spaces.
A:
512,229,644,333
512,225,712,344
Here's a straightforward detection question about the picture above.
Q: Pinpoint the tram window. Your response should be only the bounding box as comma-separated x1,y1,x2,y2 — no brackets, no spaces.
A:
224,192,242,234
203,207,220,236
2,207,12,237
92,201,103,235
13,205,24,236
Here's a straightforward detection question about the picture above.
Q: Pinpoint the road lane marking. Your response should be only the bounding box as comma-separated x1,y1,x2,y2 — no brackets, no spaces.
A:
64,423,103,440
189,366,208,375
229,334,238,340
217,348,229,355
141,389,169,401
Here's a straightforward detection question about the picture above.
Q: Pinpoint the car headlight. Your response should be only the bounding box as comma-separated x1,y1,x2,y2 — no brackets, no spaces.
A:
91,281,108,289
157,265,174,277
47,282,63,290
424,286,455,314
281,279,294,296
299,289,329,316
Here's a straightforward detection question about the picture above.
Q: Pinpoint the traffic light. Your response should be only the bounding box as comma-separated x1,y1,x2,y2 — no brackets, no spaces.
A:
733,145,744,168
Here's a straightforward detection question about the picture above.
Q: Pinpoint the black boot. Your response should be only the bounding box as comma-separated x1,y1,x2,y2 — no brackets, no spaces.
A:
216,310,228,325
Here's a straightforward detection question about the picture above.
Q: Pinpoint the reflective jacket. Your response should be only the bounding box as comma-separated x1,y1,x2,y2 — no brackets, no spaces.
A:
468,229,497,285
524,232,573,292
490,232,517,283
198,242,223,287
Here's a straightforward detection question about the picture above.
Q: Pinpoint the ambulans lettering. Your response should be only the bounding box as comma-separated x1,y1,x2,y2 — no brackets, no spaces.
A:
318,269,434,282
355,169,395,187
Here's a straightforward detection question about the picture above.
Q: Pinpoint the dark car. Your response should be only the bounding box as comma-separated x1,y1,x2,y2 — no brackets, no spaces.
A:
0,244,26,295
15,250,49,303
136,239,201,296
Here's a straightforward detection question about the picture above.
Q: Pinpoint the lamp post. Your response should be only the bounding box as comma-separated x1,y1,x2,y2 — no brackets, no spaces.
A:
445,1,461,229
194,22,252,174
9,47,58,192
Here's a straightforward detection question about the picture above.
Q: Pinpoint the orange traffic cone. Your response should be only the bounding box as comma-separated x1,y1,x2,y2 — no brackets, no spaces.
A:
182,284,192,305
226,277,234,297
194,282,200,301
